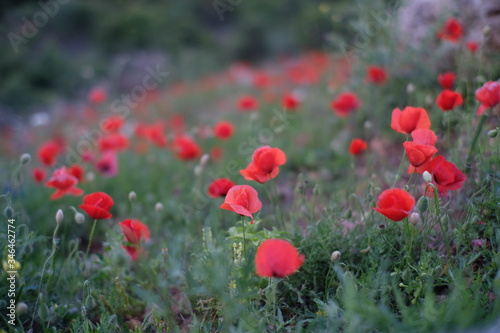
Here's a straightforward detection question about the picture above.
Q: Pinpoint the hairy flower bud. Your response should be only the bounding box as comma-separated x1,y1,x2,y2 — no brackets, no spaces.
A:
423,171,432,183
75,212,85,224
128,191,137,202
417,196,429,213
331,251,341,262
488,129,498,138
20,153,31,165
56,209,64,224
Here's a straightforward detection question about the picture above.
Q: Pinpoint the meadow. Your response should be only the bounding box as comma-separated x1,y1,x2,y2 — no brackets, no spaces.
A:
1,14,500,333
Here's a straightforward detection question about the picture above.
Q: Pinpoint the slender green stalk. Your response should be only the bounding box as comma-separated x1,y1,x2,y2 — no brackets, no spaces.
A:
392,135,410,187
466,114,487,173
241,217,247,259
86,219,98,258
270,178,286,230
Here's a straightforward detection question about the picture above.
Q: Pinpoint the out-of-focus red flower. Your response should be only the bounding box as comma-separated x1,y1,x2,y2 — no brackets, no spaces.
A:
349,139,368,155
253,72,272,89
330,92,360,117
411,128,437,146
101,116,125,133
171,136,202,160
237,95,259,112
88,88,107,104
475,81,500,115
98,133,129,152
220,185,262,223
436,90,463,111
425,155,466,195
211,146,223,161
374,188,415,221
466,41,478,53
391,107,431,134
79,192,114,219
82,151,94,163
46,167,84,200
255,239,305,278
438,72,456,89
148,122,168,147
38,140,62,166
282,93,300,111
240,146,286,183
366,66,387,85
33,168,46,183
95,151,118,177
119,219,150,261
437,18,463,43
169,114,186,135
208,178,235,198
68,164,85,183
214,121,234,140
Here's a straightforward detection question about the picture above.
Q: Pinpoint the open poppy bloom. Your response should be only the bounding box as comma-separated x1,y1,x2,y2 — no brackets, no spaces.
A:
38,140,62,166
403,142,438,167
475,81,500,115
214,121,234,140
349,138,368,155
255,239,305,278
374,188,415,221
240,146,287,183
88,88,107,104
330,92,360,117
46,167,84,200
98,133,129,152
237,95,259,111
438,72,456,89
171,136,202,160
147,122,168,147
436,90,463,111
79,192,114,219
366,66,387,85
391,107,431,134
68,164,85,183
426,155,466,195
282,93,300,111
95,151,118,177
33,167,46,183
220,185,262,223
101,116,125,133
208,178,235,198
119,219,150,261
437,18,462,43
466,41,478,53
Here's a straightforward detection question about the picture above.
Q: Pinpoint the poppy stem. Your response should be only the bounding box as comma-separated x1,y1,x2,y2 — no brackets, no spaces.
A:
270,178,286,231
241,217,247,259
86,219,98,258
392,135,409,188
465,114,487,174
430,185,452,260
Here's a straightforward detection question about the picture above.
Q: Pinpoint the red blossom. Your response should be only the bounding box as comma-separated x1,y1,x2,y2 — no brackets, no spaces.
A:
171,136,202,160
33,168,46,183
391,107,431,134
220,185,262,223
214,121,234,140
374,188,415,221
255,239,305,278
436,90,463,111
330,92,360,117
437,18,463,43
208,178,235,198
366,66,387,85
282,93,300,111
349,139,368,156
475,81,500,115
438,72,456,89
237,95,259,111
240,146,287,183
46,167,84,200
119,219,150,261
79,192,114,220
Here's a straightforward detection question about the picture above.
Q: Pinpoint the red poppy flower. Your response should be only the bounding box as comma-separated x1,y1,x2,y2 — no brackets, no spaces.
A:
101,116,125,133
330,92,360,117
428,155,466,195
437,18,463,43
282,93,300,111
411,129,437,146
171,136,202,160
438,72,456,89
373,188,415,221
98,133,129,152
240,146,287,183
147,122,168,147
220,185,262,223
436,90,463,111
403,142,438,167
349,138,368,155
475,81,500,115
255,239,305,278
238,95,259,111
33,167,46,183
88,88,107,104
95,151,118,177
466,41,478,53
214,121,234,140
37,140,62,166
208,178,235,198
119,219,150,261
46,167,84,200
391,107,431,134
168,114,186,135
79,192,114,219
68,164,85,183
366,66,387,85
211,146,223,161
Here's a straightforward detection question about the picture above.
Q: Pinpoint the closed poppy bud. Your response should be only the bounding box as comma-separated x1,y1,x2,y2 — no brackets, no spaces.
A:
255,239,305,278
409,212,421,225
56,209,64,224
423,171,432,183
4,206,14,218
155,202,164,212
374,188,415,221
417,196,429,213
75,212,85,224
331,251,341,262
128,191,137,202
20,153,31,165
488,129,498,138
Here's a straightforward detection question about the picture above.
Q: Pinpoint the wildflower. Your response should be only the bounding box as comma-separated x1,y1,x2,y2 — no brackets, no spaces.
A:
101,116,125,133
438,72,456,89
79,192,114,219
88,88,107,104
282,93,300,111
45,167,84,200
425,155,466,195
171,136,202,160
20,153,31,165
330,92,360,117
214,121,234,140
37,140,62,166
255,239,305,278
403,141,438,167
119,219,150,261
33,167,46,183
331,251,341,262
436,90,463,111
240,146,287,183
391,106,431,134
475,81,500,115
95,151,118,177
98,133,129,152
366,66,387,85
220,185,262,223
466,41,478,53
211,147,223,161
208,178,235,198
437,18,463,43
68,164,85,183
55,209,64,224
237,95,259,111
349,138,368,156
147,122,168,147
374,188,415,221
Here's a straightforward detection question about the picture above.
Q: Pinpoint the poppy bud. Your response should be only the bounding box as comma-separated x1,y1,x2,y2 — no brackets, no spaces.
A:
423,171,432,183
86,172,95,182
75,212,85,224
406,83,415,94
16,302,28,315
417,196,429,213
194,165,203,177
200,154,210,167
20,153,31,165
483,25,491,37
331,251,341,262
128,191,137,202
488,129,498,138
3,206,14,218
155,202,164,212
425,95,433,107
56,209,64,224
409,212,421,225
